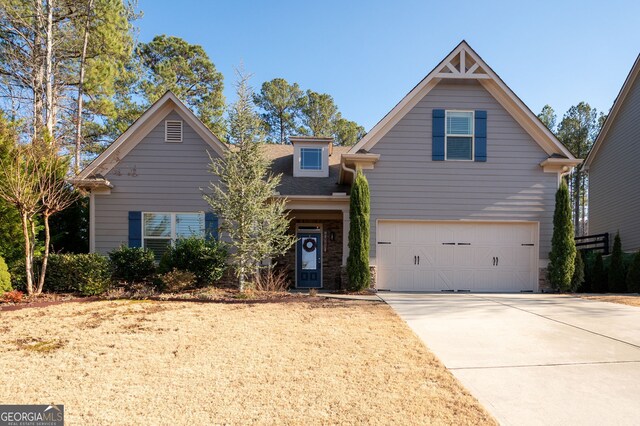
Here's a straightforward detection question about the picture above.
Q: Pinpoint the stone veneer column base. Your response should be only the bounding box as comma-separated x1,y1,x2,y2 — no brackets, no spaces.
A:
538,267,552,292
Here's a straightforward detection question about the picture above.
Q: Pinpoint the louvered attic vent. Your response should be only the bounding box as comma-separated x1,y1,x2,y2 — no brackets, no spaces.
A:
165,120,183,142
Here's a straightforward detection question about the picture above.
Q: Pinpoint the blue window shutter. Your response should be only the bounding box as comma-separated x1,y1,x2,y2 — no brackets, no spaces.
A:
128,211,142,248
205,212,218,240
475,110,487,162
432,109,445,161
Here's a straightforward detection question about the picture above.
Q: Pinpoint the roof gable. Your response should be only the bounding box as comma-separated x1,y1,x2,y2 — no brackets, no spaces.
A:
77,91,227,179
584,52,640,170
349,41,575,159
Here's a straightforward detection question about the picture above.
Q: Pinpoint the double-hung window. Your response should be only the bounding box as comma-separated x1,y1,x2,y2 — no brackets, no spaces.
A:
143,212,205,260
300,148,322,170
445,111,474,161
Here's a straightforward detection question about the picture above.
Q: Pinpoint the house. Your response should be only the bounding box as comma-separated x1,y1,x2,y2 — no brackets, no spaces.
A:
73,41,580,292
584,53,640,253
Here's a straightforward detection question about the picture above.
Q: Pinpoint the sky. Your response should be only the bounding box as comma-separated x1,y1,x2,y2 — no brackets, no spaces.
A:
137,0,640,131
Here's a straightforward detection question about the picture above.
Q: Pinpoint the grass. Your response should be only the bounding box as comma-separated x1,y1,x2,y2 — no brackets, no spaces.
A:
581,294,640,307
0,299,495,425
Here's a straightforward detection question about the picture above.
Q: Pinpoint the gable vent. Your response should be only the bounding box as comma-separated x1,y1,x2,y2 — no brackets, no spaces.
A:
165,120,183,142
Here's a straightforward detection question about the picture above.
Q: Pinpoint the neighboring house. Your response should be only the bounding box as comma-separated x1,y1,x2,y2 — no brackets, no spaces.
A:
74,41,579,292
584,53,640,253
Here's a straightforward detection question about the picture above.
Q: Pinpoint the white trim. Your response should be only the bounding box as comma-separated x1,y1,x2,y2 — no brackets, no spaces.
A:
77,91,227,179
584,53,640,170
295,224,323,289
374,218,540,292
444,110,475,161
348,41,576,160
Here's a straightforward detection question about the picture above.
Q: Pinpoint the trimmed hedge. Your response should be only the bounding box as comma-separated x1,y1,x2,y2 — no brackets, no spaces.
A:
109,246,156,283
159,237,227,286
0,256,11,295
45,253,111,295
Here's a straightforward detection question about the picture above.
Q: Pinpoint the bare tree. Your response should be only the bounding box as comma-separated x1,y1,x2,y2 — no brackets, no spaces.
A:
36,148,78,293
0,146,42,294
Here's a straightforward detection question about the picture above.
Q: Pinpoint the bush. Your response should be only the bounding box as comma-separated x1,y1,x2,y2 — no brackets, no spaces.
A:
608,232,627,292
2,290,23,303
627,250,640,293
548,182,576,291
159,237,227,286
592,253,607,293
253,267,290,292
161,269,196,293
347,170,371,291
45,253,111,296
571,251,585,292
109,246,156,283
0,256,11,295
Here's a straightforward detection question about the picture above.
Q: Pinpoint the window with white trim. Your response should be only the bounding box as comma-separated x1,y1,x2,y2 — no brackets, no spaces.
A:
445,111,474,160
165,120,183,142
143,212,204,260
300,148,322,170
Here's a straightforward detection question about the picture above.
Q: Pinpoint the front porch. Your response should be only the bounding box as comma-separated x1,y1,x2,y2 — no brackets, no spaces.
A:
275,197,349,290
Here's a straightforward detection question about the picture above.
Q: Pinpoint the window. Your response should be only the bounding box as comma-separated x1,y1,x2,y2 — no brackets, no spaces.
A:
445,111,473,160
143,212,204,260
165,120,183,142
300,148,322,170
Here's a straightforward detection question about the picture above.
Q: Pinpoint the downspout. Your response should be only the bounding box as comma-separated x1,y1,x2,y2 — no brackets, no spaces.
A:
342,162,357,181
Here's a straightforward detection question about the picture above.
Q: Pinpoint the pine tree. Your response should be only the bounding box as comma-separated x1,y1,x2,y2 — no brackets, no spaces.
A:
608,232,626,292
626,250,640,293
548,182,576,291
347,170,370,291
571,250,585,292
204,69,295,291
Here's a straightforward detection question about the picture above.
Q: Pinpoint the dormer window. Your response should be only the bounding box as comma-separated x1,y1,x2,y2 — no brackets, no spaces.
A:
290,136,332,178
301,148,322,170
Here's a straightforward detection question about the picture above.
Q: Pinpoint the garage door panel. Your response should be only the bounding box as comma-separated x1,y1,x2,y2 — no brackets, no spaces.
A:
377,221,537,292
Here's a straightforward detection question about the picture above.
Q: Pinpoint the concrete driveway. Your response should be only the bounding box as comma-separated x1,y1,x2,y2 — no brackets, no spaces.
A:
378,293,640,426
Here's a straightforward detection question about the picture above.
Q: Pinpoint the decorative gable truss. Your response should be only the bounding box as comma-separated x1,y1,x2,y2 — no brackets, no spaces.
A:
434,49,490,80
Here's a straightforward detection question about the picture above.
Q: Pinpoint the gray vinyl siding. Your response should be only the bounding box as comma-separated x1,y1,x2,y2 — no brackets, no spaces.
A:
365,80,558,261
589,75,640,252
94,110,219,254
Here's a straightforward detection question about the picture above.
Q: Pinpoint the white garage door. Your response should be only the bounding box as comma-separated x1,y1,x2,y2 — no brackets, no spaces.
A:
376,221,538,292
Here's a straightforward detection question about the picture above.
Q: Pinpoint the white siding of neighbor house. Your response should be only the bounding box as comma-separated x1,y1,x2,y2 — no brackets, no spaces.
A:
365,80,558,262
589,75,640,252
94,110,219,254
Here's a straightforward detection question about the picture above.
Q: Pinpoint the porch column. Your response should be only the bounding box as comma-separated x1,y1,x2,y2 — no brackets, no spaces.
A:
342,206,350,266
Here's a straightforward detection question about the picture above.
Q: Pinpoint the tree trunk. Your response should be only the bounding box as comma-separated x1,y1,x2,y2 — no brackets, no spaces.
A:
36,212,51,294
21,212,34,295
279,111,284,144
45,0,55,138
33,0,45,141
74,0,94,174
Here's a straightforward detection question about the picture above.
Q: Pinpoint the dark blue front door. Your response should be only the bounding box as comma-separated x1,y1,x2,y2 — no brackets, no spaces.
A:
297,233,322,288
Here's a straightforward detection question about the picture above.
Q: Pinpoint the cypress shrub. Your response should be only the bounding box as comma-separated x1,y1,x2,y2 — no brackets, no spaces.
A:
592,253,607,293
0,256,11,295
347,170,370,291
626,250,640,293
571,250,585,292
608,232,626,292
547,182,576,291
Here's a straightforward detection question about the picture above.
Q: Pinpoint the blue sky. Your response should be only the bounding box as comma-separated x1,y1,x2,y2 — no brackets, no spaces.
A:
137,0,640,130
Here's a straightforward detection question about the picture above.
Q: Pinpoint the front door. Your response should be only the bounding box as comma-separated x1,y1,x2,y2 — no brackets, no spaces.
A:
296,232,322,288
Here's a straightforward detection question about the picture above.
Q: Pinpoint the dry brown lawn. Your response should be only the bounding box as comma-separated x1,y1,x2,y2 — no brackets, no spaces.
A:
0,299,495,425
581,294,640,307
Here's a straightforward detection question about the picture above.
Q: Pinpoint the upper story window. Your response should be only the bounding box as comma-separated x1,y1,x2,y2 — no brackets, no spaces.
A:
300,148,322,170
445,111,474,161
143,212,204,261
165,120,183,142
